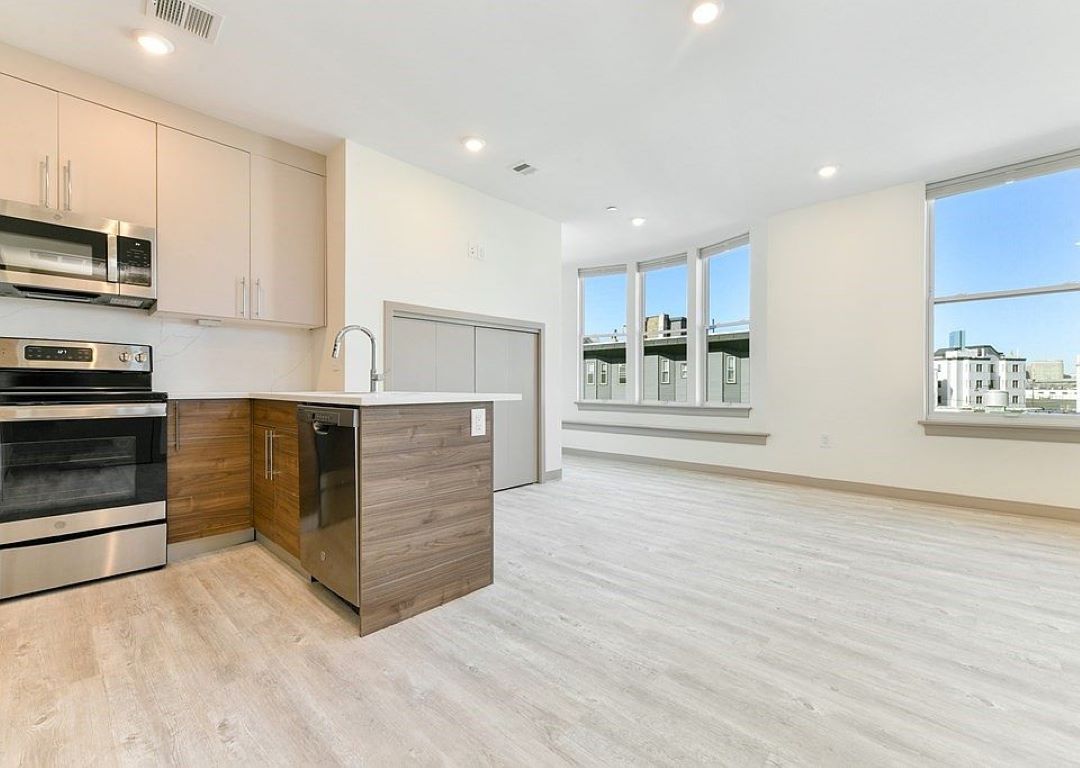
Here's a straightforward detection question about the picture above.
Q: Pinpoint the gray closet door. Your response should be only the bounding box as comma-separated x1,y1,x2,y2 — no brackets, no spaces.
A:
475,326,539,491
389,318,475,393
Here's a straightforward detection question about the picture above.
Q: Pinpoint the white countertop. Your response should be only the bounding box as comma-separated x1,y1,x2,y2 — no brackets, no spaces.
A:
166,390,521,405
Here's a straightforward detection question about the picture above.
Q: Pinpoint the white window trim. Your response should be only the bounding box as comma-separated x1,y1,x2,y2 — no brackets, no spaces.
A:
575,233,753,415
924,150,1080,436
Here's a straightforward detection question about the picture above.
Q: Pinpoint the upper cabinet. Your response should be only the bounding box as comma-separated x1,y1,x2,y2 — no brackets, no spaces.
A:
251,156,326,327
58,95,156,225
156,126,251,320
0,74,58,208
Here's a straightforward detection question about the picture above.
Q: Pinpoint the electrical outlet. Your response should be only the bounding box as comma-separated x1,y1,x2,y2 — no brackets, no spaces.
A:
819,433,831,449
470,408,486,437
467,241,485,261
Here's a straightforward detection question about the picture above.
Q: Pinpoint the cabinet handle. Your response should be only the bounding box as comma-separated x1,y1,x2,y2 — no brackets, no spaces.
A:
240,276,248,318
264,428,271,479
174,405,181,452
268,429,276,478
254,278,262,318
63,160,72,211
40,156,50,207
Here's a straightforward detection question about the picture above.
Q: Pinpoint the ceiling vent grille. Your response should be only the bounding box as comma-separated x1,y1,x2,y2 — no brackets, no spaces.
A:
511,162,538,176
144,0,223,42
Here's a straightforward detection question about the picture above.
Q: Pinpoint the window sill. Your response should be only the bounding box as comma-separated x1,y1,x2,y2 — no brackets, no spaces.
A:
920,417,1080,443
574,400,751,417
564,420,767,445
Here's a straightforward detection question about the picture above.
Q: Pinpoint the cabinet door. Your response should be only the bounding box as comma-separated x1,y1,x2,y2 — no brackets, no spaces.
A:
0,75,58,208
270,430,300,558
250,156,325,327
156,126,251,319
58,95,155,224
166,400,253,544
252,424,276,542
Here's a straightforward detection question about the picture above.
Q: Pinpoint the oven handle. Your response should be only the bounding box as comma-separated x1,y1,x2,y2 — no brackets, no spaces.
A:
0,403,167,422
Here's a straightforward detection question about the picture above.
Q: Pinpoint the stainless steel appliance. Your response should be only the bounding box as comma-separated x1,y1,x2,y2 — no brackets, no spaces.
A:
0,337,167,600
298,405,360,607
0,199,156,308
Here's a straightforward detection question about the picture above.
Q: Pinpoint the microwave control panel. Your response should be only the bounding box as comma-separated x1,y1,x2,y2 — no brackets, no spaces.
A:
117,235,153,287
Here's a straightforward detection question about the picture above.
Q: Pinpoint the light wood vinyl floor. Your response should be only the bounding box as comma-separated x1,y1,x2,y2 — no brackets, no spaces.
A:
3,454,1080,767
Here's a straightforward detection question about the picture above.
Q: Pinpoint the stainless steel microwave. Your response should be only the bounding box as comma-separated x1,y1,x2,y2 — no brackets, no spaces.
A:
0,199,156,309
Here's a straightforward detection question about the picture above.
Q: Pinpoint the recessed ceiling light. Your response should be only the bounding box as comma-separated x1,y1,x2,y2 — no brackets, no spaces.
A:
691,1,723,25
606,206,618,212
134,30,174,56
462,137,486,153
631,217,646,227
817,164,839,179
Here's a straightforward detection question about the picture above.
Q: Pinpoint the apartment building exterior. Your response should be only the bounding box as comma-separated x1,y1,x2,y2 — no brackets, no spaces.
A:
933,344,1026,411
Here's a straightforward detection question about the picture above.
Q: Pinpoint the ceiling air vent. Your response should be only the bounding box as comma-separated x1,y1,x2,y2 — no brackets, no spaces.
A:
144,0,223,43
510,162,538,176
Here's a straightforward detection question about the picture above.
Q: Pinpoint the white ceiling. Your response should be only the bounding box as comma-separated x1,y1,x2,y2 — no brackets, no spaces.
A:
3,1,1080,264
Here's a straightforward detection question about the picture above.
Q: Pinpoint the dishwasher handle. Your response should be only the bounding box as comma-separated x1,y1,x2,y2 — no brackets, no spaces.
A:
297,404,360,429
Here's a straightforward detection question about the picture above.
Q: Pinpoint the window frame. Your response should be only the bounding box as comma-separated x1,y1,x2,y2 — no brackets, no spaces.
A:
925,148,1080,429
575,234,752,415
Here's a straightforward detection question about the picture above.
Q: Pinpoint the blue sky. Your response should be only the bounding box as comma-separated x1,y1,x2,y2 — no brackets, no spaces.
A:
585,171,1079,374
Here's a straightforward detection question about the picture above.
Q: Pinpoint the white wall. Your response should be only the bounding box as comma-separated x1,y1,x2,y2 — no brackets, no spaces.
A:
564,183,1080,509
325,141,563,473
0,297,313,393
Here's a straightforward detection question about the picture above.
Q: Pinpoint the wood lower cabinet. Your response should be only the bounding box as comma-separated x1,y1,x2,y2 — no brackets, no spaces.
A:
252,400,301,558
166,399,253,545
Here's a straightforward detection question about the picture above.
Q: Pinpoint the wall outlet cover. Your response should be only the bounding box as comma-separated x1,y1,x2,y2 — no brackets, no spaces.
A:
471,408,486,437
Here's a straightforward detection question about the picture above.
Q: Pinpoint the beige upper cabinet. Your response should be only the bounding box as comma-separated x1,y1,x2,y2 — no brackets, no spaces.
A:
250,156,326,327
58,95,156,225
0,74,58,208
156,125,251,320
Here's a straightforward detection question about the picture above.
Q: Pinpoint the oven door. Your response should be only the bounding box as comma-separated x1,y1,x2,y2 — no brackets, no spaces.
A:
0,200,118,301
0,403,166,545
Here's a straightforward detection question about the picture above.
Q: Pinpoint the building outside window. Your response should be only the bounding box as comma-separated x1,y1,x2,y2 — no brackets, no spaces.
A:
704,237,750,403
641,258,688,402
680,362,688,379
929,152,1080,418
580,269,627,401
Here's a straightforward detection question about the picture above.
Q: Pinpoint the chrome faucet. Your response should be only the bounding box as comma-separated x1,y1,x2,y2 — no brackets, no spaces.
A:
331,325,383,392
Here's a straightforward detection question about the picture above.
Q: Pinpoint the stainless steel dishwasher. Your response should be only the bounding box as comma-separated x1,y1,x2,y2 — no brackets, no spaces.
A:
298,405,360,607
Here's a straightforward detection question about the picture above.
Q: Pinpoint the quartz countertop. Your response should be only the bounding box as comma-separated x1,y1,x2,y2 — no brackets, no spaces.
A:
166,390,521,405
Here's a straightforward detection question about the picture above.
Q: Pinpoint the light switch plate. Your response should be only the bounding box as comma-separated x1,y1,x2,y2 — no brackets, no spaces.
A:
470,408,486,437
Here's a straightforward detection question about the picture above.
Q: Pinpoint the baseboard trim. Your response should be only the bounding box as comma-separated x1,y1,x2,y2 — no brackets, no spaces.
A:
563,421,769,445
542,468,563,482
167,528,254,562
563,447,1080,524
255,532,307,576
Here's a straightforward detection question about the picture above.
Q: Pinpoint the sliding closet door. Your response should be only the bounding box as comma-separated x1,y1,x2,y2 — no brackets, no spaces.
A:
389,318,476,392
475,327,539,490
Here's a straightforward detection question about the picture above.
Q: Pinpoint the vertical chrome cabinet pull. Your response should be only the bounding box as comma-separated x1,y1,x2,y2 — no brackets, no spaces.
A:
254,278,262,318
264,428,271,479
63,160,72,211
173,404,181,451
268,429,276,478
240,276,248,318
40,156,50,207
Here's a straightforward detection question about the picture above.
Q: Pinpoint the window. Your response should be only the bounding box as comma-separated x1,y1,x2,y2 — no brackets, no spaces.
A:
641,259,687,402
580,269,627,401
617,364,626,384
929,153,1080,417
976,396,983,405
704,237,750,403
976,364,983,372
975,380,983,390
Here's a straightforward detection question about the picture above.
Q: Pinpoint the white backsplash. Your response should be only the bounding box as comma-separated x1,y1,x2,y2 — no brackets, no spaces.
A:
0,297,315,393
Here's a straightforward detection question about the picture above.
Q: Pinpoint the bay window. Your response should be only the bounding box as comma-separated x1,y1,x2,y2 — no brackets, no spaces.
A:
579,268,628,401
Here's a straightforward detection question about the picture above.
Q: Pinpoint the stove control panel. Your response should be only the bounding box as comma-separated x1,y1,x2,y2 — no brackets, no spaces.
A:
0,338,152,372
24,345,95,363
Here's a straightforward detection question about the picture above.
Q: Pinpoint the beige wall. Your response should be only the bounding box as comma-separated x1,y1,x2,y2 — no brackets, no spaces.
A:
563,183,1080,509
324,141,564,472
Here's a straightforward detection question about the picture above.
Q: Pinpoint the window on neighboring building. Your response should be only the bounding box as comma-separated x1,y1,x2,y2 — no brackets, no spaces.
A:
704,237,750,403
976,396,983,405
929,153,1080,417
680,362,687,379
976,364,983,372
641,258,687,402
580,269,627,401
617,364,626,384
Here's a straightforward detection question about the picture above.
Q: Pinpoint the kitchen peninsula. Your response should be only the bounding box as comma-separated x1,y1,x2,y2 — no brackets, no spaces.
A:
165,391,519,635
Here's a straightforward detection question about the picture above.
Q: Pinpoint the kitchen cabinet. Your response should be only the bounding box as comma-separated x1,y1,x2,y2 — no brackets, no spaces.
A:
166,399,253,545
252,400,301,558
58,94,156,224
251,155,326,327
156,125,251,320
0,74,57,208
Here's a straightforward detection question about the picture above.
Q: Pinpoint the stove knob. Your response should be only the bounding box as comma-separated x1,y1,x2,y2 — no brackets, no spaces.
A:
135,352,148,363
119,352,131,363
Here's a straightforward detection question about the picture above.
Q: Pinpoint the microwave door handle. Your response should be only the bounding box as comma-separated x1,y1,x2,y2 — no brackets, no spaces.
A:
107,234,119,283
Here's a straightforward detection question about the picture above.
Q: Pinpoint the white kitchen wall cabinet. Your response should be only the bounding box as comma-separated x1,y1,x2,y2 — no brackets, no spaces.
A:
250,156,326,327
156,125,251,320
0,74,58,208
58,95,156,225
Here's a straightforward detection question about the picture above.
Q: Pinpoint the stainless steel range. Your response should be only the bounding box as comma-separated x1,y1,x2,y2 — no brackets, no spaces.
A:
0,337,167,600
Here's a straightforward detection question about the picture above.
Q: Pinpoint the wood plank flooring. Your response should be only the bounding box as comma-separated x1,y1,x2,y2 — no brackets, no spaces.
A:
3,453,1080,766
